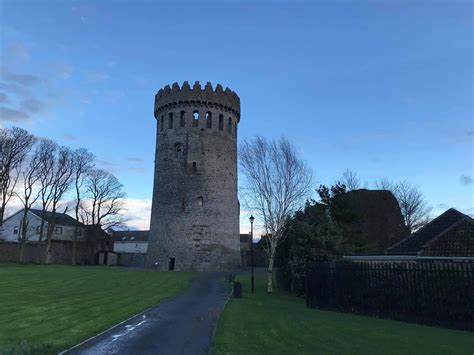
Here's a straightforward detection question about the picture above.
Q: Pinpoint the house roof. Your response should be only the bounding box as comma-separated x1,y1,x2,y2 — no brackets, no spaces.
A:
112,230,149,242
28,209,84,227
385,208,472,255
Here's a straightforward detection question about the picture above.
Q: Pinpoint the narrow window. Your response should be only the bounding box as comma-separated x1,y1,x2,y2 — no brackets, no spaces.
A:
175,143,181,158
160,116,164,131
228,117,232,134
193,111,199,127
218,114,223,131
13,226,18,234
168,112,173,129
180,111,185,127
206,112,212,128
198,196,203,207
192,161,197,172
234,122,237,137
36,226,41,234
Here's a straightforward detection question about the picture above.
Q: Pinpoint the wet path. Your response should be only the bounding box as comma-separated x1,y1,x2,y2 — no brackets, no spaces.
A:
64,273,231,355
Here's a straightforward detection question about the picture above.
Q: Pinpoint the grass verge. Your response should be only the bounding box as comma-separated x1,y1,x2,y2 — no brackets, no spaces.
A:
0,264,195,353
212,272,474,355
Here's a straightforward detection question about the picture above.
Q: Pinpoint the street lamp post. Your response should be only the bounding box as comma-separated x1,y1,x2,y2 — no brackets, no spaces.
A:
249,215,255,293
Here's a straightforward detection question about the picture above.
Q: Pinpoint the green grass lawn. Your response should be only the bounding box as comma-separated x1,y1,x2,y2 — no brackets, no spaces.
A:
213,273,474,355
0,264,195,353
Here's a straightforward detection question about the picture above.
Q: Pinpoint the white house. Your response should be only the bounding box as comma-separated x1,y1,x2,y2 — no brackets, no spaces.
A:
112,230,148,254
0,208,86,243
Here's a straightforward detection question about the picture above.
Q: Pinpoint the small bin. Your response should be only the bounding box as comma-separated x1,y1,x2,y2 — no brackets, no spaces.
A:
233,281,242,298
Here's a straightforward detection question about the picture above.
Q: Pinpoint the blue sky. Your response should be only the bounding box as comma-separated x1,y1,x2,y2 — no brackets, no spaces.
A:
1,0,472,230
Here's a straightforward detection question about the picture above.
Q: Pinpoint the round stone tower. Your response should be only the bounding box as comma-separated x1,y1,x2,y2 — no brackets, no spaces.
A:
146,81,241,271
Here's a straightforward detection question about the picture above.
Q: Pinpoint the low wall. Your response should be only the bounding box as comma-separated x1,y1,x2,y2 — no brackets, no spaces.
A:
117,253,146,267
241,250,267,268
0,241,94,265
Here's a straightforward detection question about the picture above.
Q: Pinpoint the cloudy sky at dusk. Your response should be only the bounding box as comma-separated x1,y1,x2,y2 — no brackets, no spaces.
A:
1,0,472,232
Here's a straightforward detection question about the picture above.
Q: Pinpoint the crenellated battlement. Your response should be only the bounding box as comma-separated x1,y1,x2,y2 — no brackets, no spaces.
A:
154,81,240,120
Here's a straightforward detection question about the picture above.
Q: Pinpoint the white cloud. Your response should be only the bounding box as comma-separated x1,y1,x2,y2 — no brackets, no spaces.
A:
460,175,473,185
0,107,31,123
86,72,109,82
119,198,152,230
49,62,74,79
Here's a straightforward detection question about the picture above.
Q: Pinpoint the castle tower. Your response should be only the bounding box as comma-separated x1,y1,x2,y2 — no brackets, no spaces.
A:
146,81,241,271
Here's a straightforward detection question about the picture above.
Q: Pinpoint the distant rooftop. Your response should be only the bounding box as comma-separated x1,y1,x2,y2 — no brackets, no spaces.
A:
112,230,149,242
29,209,83,227
385,208,473,256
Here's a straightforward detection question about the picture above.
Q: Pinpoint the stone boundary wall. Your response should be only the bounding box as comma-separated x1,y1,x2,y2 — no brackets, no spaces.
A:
0,241,94,264
117,253,146,268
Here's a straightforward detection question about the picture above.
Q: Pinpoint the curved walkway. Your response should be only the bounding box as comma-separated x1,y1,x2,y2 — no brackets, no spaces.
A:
65,273,231,355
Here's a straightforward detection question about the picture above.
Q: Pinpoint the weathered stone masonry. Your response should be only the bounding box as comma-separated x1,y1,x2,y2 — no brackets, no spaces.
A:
146,81,241,271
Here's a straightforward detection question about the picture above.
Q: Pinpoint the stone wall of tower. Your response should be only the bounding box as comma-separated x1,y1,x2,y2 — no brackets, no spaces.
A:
146,81,241,271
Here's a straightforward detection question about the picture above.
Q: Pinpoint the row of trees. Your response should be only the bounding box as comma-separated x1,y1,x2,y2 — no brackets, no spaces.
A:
239,136,431,293
0,126,126,264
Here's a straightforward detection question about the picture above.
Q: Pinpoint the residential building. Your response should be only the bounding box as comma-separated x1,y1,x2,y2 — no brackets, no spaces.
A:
0,208,86,243
345,208,474,262
112,230,149,267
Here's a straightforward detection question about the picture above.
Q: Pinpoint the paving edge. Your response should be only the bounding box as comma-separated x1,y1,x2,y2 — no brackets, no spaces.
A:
58,303,158,355
57,274,205,355
208,281,235,355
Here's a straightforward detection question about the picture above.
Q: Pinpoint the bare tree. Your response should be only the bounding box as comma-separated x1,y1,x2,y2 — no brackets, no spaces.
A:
374,177,395,190
374,178,431,232
17,140,43,263
394,181,431,232
36,139,58,243
71,148,95,265
84,169,126,229
240,136,312,293
0,127,35,226
44,146,75,264
340,169,362,191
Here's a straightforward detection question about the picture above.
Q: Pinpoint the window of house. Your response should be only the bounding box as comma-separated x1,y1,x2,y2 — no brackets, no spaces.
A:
192,162,197,172
36,226,42,234
198,196,203,207
193,111,199,127
219,114,224,131
13,226,18,234
54,227,63,235
180,111,186,127
206,112,212,128
168,112,174,129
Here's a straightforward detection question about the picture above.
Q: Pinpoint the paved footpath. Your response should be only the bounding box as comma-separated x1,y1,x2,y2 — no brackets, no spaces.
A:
65,273,231,355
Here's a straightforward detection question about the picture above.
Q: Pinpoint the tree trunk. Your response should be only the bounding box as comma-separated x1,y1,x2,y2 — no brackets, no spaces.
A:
19,211,29,263
38,217,45,243
0,203,5,227
267,252,275,293
71,227,77,265
44,224,54,264
45,239,52,264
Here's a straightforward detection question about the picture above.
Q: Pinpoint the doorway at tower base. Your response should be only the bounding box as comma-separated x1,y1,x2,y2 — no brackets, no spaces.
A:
146,243,241,271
